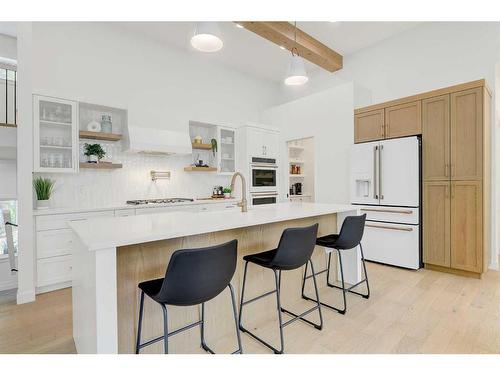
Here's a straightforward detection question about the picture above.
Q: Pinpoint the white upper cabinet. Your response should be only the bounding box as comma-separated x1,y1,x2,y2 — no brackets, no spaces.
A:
246,126,279,159
33,95,79,173
217,126,236,175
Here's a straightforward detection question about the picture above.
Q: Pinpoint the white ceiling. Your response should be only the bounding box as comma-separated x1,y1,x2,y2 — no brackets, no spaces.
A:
117,22,420,83
0,21,421,82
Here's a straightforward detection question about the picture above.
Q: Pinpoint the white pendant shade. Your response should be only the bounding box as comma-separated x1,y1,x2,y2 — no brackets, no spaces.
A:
190,22,223,52
284,54,308,86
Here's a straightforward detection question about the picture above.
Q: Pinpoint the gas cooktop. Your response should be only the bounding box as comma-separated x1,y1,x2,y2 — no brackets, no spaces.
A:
126,198,194,205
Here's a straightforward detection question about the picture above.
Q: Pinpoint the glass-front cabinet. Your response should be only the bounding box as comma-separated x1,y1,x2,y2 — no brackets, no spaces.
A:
217,126,236,175
33,95,78,173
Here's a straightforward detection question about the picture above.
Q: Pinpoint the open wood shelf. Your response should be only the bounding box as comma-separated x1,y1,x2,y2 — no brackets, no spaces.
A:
191,142,213,150
79,131,122,141
80,162,123,169
184,166,217,172
0,123,17,128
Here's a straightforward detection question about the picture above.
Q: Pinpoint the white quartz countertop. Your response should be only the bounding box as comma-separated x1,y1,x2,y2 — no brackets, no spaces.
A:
33,198,238,216
69,202,356,251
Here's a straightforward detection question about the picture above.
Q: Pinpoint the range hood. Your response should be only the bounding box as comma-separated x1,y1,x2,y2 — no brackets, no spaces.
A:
123,125,192,155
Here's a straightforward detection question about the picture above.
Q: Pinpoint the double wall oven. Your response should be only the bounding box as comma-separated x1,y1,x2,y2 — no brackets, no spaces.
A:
249,157,279,205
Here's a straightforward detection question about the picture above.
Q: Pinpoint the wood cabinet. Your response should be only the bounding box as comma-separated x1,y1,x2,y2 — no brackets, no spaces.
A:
354,109,384,143
356,79,491,277
423,181,451,267
422,95,450,181
451,88,483,181
385,101,422,139
450,181,483,273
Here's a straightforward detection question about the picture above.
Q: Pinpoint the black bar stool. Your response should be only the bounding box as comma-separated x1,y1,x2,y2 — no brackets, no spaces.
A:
135,239,242,354
302,214,370,315
238,223,323,354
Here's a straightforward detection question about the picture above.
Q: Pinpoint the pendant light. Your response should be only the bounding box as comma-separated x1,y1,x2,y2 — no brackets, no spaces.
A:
284,22,308,86
190,22,223,52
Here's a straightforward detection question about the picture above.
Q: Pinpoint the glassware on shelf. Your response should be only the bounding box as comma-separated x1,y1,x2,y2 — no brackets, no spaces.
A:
101,115,112,133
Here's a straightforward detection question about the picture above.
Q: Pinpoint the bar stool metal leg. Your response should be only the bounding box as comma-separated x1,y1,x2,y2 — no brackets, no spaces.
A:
282,259,323,329
274,270,285,354
200,302,215,354
303,245,370,314
135,290,145,354
228,283,243,354
359,244,371,298
161,304,169,354
239,259,323,354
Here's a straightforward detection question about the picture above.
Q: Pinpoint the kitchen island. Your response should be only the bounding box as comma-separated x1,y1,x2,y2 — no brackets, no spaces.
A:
69,202,361,354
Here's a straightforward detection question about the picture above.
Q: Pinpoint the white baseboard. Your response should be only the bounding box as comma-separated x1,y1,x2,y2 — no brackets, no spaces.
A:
16,288,36,304
36,281,71,295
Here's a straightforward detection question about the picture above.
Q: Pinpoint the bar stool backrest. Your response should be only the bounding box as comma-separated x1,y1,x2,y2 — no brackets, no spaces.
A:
334,214,367,250
271,223,319,270
155,239,238,306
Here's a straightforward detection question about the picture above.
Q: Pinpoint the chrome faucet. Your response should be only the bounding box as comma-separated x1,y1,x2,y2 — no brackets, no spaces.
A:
230,172,248,213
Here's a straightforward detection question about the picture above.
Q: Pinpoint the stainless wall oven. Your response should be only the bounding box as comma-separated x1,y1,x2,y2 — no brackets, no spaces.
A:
250,157,278,192
250,191,278,206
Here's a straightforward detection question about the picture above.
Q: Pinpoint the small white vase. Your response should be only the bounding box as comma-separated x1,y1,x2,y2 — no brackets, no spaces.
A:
88,155,99,163
224,193,231,198
37,199,50,210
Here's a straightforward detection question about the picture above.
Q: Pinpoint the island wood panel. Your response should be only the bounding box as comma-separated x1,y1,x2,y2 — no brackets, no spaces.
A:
116,214,337,354
422,95,450,181
385,100,422,139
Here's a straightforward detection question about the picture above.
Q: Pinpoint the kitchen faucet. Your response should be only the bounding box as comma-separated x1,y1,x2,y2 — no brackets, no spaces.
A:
230,172,248,212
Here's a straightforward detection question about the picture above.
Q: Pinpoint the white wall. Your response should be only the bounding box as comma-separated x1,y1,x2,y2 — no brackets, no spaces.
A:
0,33,16,60
29,22,279,209
262,82,354,204
16,23,35,303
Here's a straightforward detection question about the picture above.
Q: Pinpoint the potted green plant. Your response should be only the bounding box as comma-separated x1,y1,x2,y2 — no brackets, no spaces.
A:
33,177,54,209
84,143,106,163
210,138,218,157
223,187,231,199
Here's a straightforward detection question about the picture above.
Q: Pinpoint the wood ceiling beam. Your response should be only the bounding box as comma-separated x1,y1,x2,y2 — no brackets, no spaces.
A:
235,21,343,73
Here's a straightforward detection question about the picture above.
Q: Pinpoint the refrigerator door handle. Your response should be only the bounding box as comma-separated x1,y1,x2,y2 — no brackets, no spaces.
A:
379,145,384,200
373,145,379,199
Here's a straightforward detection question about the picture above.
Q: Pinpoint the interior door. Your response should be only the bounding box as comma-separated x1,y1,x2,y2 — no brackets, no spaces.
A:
422,95,450,181
450,180,483,273
378,136,419,207
423,181,450,267
350,140,379,205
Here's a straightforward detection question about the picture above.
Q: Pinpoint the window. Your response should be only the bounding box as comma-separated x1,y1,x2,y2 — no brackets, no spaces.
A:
0,59,17,127
0,200,17,256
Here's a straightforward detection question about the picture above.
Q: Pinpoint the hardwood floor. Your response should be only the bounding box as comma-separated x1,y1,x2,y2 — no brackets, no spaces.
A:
1,261,499,354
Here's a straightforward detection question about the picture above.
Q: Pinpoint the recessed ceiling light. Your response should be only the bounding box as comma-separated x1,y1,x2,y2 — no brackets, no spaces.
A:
279,46,286,50
235,23,244,29
190,22,223,53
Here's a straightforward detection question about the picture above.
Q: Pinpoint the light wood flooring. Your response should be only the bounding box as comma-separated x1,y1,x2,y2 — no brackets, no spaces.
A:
1,261,500,354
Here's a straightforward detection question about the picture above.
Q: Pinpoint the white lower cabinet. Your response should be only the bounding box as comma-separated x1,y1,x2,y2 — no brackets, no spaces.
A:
34,202,237,293
37,255,73,288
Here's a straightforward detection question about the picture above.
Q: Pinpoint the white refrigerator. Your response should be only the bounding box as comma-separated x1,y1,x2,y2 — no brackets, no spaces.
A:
350,136,421,269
